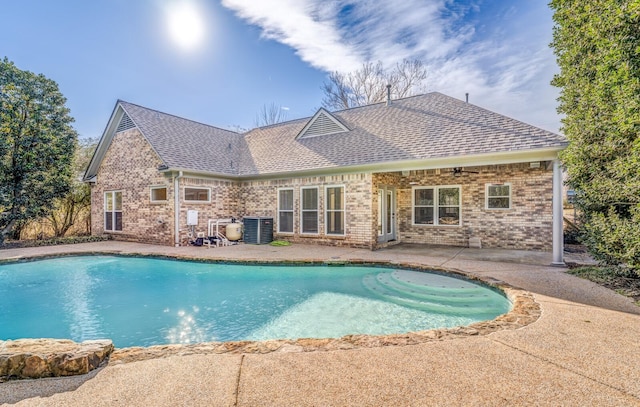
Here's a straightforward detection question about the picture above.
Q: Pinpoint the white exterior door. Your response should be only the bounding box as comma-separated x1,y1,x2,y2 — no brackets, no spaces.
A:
377,186,396,243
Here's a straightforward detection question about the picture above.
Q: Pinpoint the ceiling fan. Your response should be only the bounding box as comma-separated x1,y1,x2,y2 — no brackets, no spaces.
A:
452,167,479,176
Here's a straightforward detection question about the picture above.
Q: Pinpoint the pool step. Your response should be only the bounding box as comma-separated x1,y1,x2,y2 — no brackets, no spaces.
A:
375,272,491,304
362,271,507,316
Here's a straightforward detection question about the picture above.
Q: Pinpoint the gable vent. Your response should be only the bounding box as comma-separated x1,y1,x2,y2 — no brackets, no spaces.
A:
116,112,135,133
304,112,346,136
299,110,349,139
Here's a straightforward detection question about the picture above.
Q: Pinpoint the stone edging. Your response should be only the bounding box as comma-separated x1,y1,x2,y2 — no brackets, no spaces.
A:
0,252,541,373
0,339,113,382
110,285,539,364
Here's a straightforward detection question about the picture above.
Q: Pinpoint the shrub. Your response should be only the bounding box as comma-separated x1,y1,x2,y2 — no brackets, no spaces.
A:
581,205,640,276
0,235,111,249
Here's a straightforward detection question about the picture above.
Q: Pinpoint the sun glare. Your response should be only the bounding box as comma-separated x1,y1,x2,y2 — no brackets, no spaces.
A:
166,1,205,51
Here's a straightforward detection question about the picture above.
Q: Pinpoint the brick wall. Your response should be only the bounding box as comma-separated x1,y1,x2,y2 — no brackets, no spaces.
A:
177,178,240,245
93,130,552,250
239,173,375,249
91,129,174,244
372,163,553,250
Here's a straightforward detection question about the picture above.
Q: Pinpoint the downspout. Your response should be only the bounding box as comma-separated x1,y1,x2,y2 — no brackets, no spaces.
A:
551,160,565,266
174,171,183,247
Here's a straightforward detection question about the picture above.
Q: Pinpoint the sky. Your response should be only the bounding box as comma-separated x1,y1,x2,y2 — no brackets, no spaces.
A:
1,0,561,139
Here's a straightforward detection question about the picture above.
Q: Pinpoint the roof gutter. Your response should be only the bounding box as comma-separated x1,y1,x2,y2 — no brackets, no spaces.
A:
159,167,237,181
157,146,566,182
235,146,567,181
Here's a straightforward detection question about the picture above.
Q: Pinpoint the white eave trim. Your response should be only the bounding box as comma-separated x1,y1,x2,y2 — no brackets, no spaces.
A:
82,101,165,182
160,146,565,181
160,167,239,182
235,146,566,180
368,146,566,173
83,104,124,182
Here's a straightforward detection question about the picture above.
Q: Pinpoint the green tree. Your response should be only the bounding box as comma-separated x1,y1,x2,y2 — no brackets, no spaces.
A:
0,58,77,243
550,1,640,273
47,137,97,237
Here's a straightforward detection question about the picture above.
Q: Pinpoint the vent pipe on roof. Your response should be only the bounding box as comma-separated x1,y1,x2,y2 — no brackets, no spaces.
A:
386,84,391,106
465,93,469,103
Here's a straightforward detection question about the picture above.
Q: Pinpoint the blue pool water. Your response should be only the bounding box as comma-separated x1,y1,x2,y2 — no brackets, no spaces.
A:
0,256,511,348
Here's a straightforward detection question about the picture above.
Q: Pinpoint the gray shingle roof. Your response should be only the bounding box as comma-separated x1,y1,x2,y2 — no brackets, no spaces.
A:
112,93,566,178
238,92,566,176
119,101,243,175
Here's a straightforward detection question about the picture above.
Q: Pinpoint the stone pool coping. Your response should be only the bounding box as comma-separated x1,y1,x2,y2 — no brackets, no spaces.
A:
0,339,113,382
0,251,540,379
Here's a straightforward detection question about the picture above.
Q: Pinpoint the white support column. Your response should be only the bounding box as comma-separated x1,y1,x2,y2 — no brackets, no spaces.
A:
552,160,565,266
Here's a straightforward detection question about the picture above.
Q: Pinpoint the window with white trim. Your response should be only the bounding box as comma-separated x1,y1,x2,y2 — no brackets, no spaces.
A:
301,187,319,234
413,188,434,224
486,183,511,209
150,186,167,202
278,188,294,233
104,191,122,231
325,186,345,235
412,186,461,226
184,187,210,202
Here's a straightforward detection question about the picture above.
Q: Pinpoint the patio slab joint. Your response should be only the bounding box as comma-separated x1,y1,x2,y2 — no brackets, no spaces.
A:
490,337,640,401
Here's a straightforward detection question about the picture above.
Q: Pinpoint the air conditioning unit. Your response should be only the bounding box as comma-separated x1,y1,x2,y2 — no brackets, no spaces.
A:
243,217,274,244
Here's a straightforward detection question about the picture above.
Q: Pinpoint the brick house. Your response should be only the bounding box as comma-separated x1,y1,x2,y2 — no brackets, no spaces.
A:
84,92,568,262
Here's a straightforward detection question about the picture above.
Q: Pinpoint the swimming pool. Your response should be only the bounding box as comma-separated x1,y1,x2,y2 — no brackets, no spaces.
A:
0,256,511,348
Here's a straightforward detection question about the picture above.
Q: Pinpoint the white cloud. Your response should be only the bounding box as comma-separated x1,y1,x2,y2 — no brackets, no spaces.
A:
221,0,362,71
221,0,561,132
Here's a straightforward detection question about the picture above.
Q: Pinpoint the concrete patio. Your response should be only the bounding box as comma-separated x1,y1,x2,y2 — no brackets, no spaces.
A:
1,242,639,406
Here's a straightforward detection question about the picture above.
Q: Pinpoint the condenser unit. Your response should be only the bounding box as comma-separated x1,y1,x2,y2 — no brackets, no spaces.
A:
243,217,273,244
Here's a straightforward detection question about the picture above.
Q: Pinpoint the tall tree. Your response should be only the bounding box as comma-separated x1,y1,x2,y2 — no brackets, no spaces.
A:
0,58,77,243
47,137,97,237
321,59,427,110
550,1,640,272
254,102,288,127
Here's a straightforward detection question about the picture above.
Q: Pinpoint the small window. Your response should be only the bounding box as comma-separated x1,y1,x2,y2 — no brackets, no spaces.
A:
325,186,345,235
184,187,210,202
104,191,122,232
301,187,319,234
412,186,461,226
278,188,294,233
150,186,167,202
486,184,511,209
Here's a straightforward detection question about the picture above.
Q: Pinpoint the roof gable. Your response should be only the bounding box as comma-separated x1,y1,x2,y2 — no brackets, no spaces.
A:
84,101,242,181
296,108,349,139
119,102,242,175
239,92,568,176
86,93,568,181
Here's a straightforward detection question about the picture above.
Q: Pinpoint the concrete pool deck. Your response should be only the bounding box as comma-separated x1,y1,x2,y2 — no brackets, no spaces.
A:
1,242,639,406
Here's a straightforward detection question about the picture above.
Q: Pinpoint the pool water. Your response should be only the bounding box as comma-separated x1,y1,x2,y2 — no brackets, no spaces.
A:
0,256,511,348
